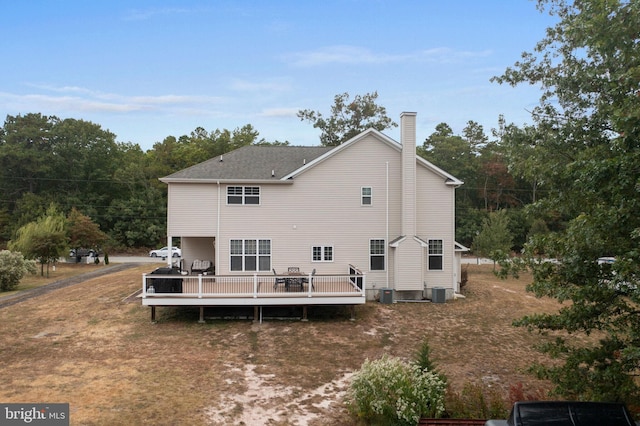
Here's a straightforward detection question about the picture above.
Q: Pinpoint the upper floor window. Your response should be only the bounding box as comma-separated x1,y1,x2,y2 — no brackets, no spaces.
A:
361,187,372,205
312,246,334,262
227,186,260,205
370,239,385,271
428,239,443,270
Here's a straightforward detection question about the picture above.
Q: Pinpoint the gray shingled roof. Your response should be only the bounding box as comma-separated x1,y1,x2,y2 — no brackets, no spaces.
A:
161,145,334,181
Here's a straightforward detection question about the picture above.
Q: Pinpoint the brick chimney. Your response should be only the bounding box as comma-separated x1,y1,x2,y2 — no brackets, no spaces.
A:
401,112,417,237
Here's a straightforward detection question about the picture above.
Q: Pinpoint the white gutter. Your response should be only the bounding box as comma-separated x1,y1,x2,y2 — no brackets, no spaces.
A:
160,178,293,185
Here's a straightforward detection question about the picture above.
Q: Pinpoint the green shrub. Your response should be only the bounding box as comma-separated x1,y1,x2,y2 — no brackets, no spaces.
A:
0,250,37,291
413,339,447,383
347,355,446,425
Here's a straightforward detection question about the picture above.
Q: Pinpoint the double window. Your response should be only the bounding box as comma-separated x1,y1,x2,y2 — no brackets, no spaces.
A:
312,246,333,262
230,239,271,271
227,186,260,205
370,239,385,271
428,239,443,270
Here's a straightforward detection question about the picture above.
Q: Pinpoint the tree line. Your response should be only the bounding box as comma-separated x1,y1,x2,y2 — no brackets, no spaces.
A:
0,116,275,250
0,95,540,254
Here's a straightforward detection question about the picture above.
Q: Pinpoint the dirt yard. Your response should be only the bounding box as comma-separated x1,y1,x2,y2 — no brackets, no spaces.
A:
0,264,565,425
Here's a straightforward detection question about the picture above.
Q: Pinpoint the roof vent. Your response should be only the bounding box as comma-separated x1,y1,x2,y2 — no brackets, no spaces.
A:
219,155,223,162
271,169,275,177
303,158,306,165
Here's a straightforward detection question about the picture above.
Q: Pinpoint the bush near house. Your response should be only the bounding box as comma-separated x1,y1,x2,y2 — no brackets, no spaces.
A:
347,354,446,425
0,250,37,291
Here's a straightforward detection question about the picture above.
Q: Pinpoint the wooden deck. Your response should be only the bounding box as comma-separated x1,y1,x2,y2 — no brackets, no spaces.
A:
141,272,366,322
141,272,366,306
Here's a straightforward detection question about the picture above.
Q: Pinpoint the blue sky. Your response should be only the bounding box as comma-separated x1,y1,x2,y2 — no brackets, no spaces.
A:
0,1,557,151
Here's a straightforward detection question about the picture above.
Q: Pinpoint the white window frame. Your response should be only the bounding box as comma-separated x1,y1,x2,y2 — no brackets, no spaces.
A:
361,186,372,206
370,239,385,271
227,186,260,205
312,245,334,262
230,239,271,271
428,239,444,271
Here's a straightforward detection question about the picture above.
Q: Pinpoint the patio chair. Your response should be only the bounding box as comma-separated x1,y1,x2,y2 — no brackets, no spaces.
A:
273,269,286,290
302,268,316,290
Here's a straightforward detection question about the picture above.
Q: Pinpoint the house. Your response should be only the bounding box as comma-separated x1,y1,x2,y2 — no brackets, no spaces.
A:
142,112,464,321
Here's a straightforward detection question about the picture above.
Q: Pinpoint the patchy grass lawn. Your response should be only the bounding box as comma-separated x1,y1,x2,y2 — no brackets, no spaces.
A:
0,264,566,425
1,262,108,297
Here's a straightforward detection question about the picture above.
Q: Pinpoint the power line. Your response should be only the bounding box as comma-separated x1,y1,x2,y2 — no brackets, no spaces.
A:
0,175,156,184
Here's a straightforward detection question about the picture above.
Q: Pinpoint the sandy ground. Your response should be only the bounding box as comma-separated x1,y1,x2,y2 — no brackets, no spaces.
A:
0,264,563,425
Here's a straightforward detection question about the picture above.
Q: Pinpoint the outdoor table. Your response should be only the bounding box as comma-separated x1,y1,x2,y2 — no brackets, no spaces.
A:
284,272,307,292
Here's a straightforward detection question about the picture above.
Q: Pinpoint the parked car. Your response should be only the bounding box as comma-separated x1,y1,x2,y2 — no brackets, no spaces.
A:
149,246,181,258
69,248,98,258
597,256,637,292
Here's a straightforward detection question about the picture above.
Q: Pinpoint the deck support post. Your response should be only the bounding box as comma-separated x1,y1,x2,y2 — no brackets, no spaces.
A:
253,306,259,323
151,306,156,323
349,305,356,321
198,306,205,323
301,306,308,321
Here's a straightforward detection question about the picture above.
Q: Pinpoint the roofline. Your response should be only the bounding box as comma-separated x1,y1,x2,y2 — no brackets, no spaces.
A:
281,128,400,180
455,241,470,252
389,236,406,247
389,236,429,247
280,128,464,185
416,156,464,186
159,127,464,186
159,178,294,185
413,236,428,247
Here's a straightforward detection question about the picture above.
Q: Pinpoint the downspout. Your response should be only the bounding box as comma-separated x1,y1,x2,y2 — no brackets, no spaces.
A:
452,184,459,292
386,161,389,289
166,183,172,267
217,180,221,274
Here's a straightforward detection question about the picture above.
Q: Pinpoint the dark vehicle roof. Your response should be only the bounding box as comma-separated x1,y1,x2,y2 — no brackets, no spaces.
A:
508,401,636,426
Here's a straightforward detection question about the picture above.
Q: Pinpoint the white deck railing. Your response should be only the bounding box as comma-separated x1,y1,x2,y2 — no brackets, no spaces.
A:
141,271,366,301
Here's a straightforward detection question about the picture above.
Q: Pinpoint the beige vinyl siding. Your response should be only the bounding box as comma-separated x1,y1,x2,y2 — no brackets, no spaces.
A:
416,165,455,288
216,134,400,282
167,183,218,236
395,239,424,291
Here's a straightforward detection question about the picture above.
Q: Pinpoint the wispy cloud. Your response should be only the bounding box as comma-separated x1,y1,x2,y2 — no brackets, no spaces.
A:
0,84,226,114
0,92,141,113
258,107,299,118
122,7,193,21
230,78,292,92
285,45,492,67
